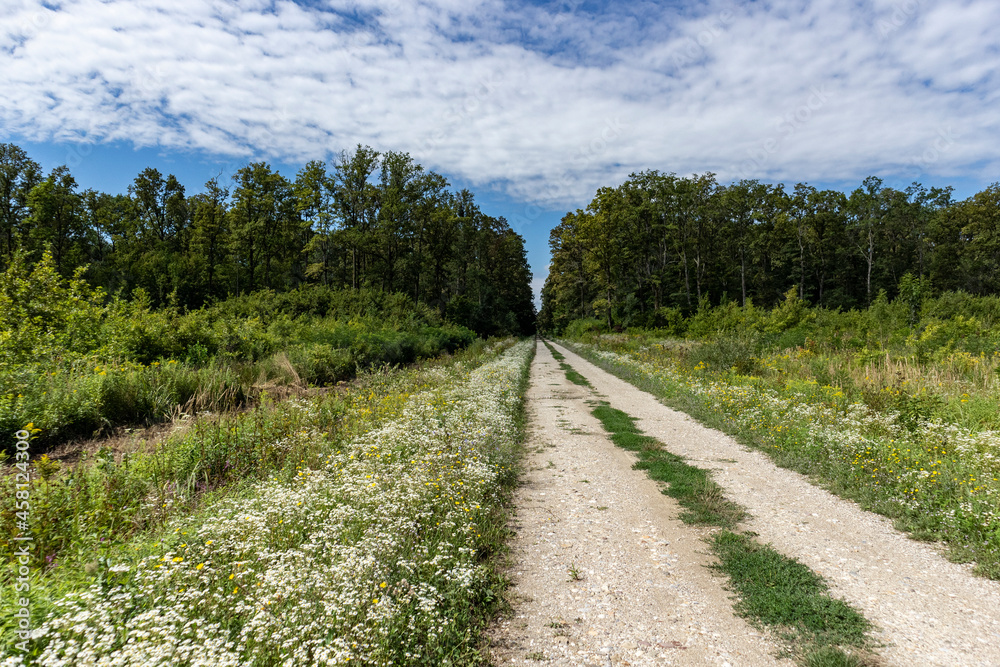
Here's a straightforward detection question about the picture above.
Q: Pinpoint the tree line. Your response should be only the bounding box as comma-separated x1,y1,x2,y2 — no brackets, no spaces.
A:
539,170,1000,331
0,143,535,336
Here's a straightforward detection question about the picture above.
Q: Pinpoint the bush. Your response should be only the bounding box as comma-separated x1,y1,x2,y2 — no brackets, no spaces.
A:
649,306,687,335
563,318,606,340
285,344,355,385
687,332,764,375
686,299,766,338
0,250,108,365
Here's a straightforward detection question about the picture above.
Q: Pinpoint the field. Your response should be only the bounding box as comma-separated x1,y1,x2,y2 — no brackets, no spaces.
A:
2,336,533,664
0,250,545,663
560,292,1000,578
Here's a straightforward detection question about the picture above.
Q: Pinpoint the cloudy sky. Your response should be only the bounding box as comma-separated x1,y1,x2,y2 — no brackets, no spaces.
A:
3,0,998,301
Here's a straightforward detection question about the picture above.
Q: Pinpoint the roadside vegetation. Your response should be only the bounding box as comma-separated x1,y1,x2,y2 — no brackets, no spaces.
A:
557,289,1000,578
0,252,476,454
2,339,534,665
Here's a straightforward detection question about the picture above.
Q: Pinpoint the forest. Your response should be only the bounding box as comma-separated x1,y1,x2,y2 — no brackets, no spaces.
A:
0,142,535,337
539,170,1000,331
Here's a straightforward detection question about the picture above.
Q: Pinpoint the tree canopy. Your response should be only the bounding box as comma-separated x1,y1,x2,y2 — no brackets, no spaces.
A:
539,171,997,332
0,143,535,337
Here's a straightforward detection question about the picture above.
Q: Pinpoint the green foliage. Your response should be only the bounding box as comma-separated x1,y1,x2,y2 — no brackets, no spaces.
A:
540,170,1000,330
687,332,764,375
562,317,606,340
711,531,871,647
765,287,817,333
1,143,536,338
650,306,687,334
0,258,479,452
685,299,762,338
0,250,107,364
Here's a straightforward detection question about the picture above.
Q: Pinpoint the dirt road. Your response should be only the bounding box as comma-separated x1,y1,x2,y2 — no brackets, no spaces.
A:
491,340,1000,666
490,342,791,666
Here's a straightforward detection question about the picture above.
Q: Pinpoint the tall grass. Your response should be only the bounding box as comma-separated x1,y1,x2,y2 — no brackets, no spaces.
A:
1,339,532,665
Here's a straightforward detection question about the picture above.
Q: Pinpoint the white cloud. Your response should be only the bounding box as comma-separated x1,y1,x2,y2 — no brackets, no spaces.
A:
1,0,998,206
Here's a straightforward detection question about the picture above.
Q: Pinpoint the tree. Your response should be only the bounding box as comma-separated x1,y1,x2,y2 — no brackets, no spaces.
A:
580,187,628,327
954,183,1000,294
539,212,592,331
295,161,337,286
333,146,381,289
0,144,41,267
376,151,423,292
847,176,887,305
24,166,86,275
188,177,231,302
130,168,188,245
721,179,768,306
80,189,132,293
229,162,298,293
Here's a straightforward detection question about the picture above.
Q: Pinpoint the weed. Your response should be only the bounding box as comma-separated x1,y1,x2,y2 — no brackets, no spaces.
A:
805,646,876,667
711,531,870,646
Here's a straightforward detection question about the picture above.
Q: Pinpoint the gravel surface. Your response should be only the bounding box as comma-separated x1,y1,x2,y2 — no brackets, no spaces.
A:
554,340,1000,667
490,342,792,666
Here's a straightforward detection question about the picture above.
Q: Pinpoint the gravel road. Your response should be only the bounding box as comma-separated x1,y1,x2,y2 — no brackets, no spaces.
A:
545,340,1000,667
490,342,793,666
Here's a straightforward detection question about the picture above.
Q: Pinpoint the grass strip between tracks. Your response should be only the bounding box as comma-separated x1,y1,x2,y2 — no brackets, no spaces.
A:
543,341,591,388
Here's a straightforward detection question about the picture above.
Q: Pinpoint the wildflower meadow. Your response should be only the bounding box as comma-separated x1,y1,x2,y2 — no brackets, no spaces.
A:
2,339,533,666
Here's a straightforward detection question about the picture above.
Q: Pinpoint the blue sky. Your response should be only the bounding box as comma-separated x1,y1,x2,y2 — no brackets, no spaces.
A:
3,0,999,305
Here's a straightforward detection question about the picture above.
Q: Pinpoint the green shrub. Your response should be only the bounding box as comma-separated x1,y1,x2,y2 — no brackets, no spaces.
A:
761,287,816,334
285,344,355,385
649,306,687,335
563,318,606,340
0,250,108,365
688,332,764,375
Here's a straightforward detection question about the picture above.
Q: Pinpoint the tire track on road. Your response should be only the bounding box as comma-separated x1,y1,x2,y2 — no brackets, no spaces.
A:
490,341,790,666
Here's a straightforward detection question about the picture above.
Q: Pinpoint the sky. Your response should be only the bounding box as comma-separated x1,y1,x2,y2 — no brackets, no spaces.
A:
3,0,999,306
